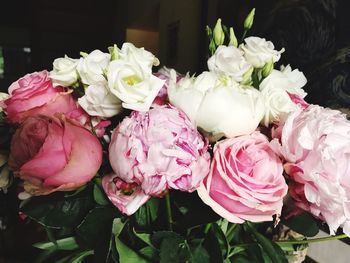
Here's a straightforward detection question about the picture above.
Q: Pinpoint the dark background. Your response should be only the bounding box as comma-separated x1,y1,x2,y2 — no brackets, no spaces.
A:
1,0,350,262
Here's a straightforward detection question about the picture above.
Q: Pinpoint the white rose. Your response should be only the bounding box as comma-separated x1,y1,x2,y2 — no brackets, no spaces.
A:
49,55,79,87
0,92,9,112
107,60,165,112
207,45,251,82
240,36,284,68
77,50,111,85
280,65,307,98
168,70,265,138
259,67,307,126
120,42,159,73
78,84,122,118
260,82,298,127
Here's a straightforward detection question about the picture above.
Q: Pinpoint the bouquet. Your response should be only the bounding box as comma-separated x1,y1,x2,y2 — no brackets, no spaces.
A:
0,8,349,263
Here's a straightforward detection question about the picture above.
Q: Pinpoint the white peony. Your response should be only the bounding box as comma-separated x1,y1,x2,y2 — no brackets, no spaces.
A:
168,70,265,138
107,60,164,112
49,55,79,87
259,67,307,126
78,84,122,118
240,36,284,68
207,45,251,82
77,50,111,85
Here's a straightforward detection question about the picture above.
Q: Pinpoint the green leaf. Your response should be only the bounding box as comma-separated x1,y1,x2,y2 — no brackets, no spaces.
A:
71,250,94,263
21,190,95,228
159,236,189,263
112,218,126,237
151,231,182,248
151,231,190,262
206,223,229,259
76,207,120,263
245,243,265,263
133,198,159,229
33,237,79,251
77,207,119,248
282,212,319,237
246,223,288,263
138,246,159,262
93,181,109,206
133,228,153,247
232,254,253,263
115,238,150,263
190,243,210,263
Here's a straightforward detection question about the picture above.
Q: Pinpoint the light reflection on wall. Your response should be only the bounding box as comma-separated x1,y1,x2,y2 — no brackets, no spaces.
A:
126,28,159,56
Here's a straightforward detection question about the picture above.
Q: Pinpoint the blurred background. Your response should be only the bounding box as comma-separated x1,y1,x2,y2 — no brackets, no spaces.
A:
1,0,350,262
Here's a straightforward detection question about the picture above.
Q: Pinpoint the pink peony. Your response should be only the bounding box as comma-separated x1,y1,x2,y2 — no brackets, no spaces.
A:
102,176,150,215
153,68,183,106
271,105,350,235
9,115,102,195
197,132,288,223
108,105,210,197
287,92,309,110
3,71,79,123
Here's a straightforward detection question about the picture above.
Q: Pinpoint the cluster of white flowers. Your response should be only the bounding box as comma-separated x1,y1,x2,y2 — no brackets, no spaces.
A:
49,37,307,141
168,36,307,138
49,43,164,117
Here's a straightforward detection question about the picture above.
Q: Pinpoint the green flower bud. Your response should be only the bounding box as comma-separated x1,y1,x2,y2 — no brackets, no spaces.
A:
209,38,216,55
213,18,225,46
206,25,213,38
108,44,120,61
240,66,254,85
244,8,255,30
228,27,238,47
262,60,274,78
80,51,88,58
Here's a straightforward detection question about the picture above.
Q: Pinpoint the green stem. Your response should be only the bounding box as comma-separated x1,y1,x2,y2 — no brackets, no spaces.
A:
276,234,348,245
165,192,173,231
240,30,247,44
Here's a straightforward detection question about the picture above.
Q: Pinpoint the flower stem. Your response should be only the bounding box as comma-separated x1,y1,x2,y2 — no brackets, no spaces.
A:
165,192,173,231
240,30,247,44
276,234,348,245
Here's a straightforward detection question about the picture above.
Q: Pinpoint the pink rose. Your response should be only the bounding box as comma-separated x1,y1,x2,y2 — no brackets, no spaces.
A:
271,105,350,235
3,71,79,123
197,132,288,223
9,115,102,195
108,105,210,197
102,176,150,215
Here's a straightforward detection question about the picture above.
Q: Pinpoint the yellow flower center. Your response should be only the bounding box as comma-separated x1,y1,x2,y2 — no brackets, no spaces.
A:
123,75,142,86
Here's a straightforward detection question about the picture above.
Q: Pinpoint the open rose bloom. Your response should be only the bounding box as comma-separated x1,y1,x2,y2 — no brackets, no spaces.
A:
9,115,102,195
198,132,288,223
3,71,80,123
